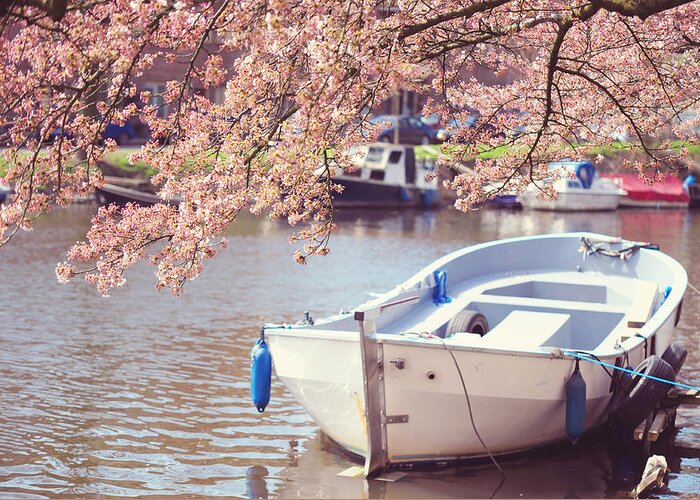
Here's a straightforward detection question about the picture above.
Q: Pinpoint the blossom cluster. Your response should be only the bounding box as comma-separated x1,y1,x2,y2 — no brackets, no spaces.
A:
0,0,698,294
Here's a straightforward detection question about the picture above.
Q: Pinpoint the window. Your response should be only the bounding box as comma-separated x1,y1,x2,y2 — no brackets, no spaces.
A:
366,147,384,162
370,170,385,181
388,151,402,164
208,86,225,104
143,83,168,118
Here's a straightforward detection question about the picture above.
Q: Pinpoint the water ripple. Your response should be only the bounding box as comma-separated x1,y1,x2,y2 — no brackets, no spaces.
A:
0,206,698,497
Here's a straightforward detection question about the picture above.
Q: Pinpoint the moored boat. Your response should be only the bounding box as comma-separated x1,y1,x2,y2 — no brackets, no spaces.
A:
95,178,180,207
518,161,625,211
599,173,689,209
332,144,440,208
255,233,688,476
0,184,11,204
482,182,522,209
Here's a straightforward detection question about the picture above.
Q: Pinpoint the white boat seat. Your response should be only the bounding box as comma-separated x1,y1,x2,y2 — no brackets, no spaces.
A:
447,332,483,346
594,279,660,352
625,280,659,329
481,310,572,350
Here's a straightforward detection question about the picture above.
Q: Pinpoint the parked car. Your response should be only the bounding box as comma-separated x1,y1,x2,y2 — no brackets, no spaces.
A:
371,115,437,145
419,113,442,131
103,122,135,145
675,109,700,138
435,116,479,142
41,120,136,146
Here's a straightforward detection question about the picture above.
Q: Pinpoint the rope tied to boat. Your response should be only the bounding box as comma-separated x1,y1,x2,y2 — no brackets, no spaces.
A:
432,270,452,305
413,331,504,478
565,351,700,392
634,333,649,358
579,237,659,261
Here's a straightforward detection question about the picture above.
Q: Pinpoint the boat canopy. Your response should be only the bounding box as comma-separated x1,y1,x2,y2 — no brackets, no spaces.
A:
548,161,595,189
600,173,690,204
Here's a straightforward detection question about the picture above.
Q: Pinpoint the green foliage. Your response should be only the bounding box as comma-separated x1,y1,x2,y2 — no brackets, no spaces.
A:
103,147,154,177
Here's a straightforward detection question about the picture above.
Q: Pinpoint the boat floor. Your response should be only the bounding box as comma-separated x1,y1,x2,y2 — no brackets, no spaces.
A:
379,270,656,356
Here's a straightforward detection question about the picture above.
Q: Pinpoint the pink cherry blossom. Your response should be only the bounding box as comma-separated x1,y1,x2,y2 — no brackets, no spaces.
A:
0,0,697,294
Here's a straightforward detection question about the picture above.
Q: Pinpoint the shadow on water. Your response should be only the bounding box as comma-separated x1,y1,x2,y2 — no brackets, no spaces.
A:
272,420,698,499
0,204,697,498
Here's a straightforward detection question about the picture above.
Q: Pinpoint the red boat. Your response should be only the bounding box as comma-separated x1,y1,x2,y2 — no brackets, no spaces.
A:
600,173,689,209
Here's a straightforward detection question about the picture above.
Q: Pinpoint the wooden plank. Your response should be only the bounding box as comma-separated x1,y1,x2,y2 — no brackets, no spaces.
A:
337,466,364,478
664,387,700,406
668,387,699,397
647,410,671,442
481,310,570,349
626,280,659,328
633,421,647,441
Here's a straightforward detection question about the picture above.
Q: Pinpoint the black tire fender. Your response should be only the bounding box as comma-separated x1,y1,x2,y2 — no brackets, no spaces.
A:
611,355,675,427
661,342,688,376
446,309,489,337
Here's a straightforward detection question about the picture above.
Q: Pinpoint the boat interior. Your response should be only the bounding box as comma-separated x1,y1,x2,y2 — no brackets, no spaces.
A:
399,271,661,354
310,270,663,356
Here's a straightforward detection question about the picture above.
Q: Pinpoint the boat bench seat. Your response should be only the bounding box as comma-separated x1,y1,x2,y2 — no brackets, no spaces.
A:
594,280,659,352
448,310,571,351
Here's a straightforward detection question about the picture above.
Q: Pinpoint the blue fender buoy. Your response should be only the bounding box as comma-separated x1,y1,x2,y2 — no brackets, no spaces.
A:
251,335,272,413
566,360,586,444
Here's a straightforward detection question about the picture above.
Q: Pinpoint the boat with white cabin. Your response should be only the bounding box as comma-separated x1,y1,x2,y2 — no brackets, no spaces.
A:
330,144,439,208
253,233,688,476
518,161,626,211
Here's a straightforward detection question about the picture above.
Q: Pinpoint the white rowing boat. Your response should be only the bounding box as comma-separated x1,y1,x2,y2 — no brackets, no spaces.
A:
254,233,687,476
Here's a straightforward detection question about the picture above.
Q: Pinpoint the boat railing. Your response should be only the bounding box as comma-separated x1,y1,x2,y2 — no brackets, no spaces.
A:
353,295,421,323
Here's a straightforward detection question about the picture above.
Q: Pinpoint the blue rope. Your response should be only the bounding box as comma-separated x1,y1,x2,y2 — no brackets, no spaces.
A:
565,351,700,392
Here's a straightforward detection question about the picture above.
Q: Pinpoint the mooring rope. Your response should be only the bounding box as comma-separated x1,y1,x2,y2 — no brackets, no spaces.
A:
579,237,659,260
686,281,700,297
431,334,505,478
565,351,700,392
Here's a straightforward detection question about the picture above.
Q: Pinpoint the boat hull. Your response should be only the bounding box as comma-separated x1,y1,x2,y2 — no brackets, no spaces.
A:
95,183,179,207
619,198,689,209
518,191,622,211
333,176,439,209
267,324,674,463
485,194,522,209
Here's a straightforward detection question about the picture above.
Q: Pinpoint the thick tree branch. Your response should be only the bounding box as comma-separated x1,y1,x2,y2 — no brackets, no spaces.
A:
398,0,510,40
591,0,697,20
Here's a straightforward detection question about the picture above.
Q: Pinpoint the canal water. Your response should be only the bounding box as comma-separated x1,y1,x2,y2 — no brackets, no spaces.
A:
0,205,698,498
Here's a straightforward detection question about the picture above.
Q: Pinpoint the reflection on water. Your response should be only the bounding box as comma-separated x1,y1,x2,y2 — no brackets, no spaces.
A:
0,205,697,498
